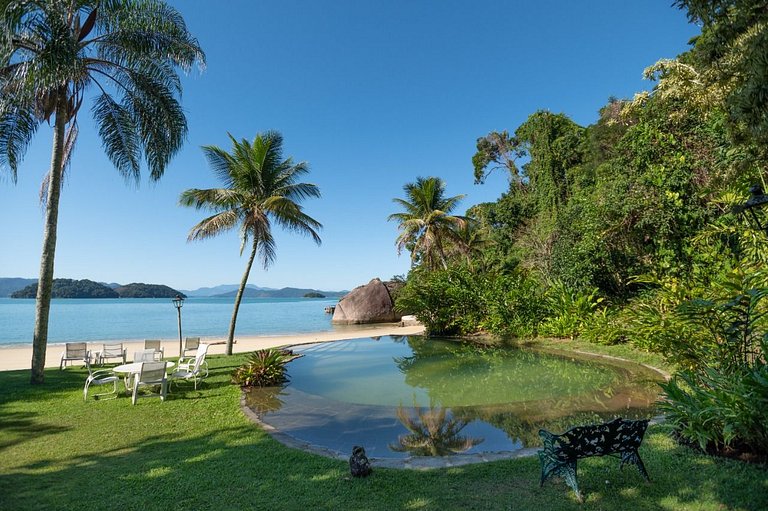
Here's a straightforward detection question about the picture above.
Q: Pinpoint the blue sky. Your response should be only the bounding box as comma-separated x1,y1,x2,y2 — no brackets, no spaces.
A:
0,1,700,292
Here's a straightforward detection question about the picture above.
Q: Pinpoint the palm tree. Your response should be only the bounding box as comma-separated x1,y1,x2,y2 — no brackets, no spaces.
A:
388,176,466,270
0,0,204,384
179,132,322,355
446,218,492,268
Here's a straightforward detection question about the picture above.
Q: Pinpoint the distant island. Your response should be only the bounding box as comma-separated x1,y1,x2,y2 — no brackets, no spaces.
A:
212,287,343,299
10,279,186,299
113,283,186,298
1,277,344,299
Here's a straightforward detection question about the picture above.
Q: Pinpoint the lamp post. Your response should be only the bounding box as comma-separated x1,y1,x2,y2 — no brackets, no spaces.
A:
733,184,768,236
172,295,185,358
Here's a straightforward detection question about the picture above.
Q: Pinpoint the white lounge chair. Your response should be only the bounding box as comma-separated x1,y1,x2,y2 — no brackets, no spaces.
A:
170,343,210,390
133,349,157,363
143,340,164,360
182,336,200,358
83,359,119,401
60,342,89,370
132,361,168,405
96,343,126,365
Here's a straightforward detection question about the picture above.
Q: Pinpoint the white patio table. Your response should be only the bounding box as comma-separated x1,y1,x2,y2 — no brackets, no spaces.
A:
113,361,174,391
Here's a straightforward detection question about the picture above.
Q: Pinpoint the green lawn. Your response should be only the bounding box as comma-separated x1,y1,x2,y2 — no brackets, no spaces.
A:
1,346,766,511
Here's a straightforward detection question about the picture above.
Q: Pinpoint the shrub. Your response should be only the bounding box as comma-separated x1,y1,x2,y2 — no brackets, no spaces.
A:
659,364,768,455
395,266,484,336
231,348,296,387
538,282,603,339
657,272,768,456
479,271,547,338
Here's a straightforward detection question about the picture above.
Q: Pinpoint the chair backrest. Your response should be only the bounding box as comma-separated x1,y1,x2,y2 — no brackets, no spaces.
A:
133,349,157,363
65,342,88,359
190,343,210,372
184,337,200,350
101,343,124,357
138,361,167,384
144,340,161,351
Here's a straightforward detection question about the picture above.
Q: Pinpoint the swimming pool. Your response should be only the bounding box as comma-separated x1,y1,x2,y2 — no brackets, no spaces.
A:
244,336,662,459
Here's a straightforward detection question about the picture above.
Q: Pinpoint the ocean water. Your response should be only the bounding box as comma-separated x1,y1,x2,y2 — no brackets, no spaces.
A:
0,297,339,346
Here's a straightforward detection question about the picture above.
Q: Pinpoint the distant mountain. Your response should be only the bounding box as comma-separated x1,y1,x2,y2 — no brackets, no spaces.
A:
0,278,37,297
114,283,186,298
11,279,119,299
212,287,346,299
180,284,273,297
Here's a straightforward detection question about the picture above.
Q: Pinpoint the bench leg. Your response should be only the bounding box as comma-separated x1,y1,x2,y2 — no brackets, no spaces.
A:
561,460,583,503
621,450,650,482
538,452,583,502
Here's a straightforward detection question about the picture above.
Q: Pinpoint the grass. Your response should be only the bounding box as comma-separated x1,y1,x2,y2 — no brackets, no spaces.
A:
1,344,767,511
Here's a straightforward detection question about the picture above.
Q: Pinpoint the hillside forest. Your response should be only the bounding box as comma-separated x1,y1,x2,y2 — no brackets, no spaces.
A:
390,1,768,460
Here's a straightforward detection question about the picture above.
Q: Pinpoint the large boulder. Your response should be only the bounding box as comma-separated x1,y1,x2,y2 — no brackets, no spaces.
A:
332,278,402,324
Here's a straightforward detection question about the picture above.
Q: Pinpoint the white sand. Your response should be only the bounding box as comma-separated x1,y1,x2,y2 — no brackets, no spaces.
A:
0,323,425,372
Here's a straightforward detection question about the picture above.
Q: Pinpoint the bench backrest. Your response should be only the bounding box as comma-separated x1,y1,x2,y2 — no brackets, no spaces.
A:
540,418,649,460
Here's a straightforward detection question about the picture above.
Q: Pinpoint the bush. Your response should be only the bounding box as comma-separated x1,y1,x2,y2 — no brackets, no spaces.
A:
395,266,484,336
660,364,768,455
538,282,603,339
656,273,768,456
231,348,296,387
479,271,547,338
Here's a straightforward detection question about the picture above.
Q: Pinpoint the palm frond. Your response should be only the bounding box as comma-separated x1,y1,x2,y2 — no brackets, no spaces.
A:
0,105,39,180
178,187,243,211
92,92,140,180
186,209,239,242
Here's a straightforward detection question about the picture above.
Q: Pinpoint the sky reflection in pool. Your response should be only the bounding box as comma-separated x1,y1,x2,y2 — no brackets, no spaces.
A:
245,336,662,459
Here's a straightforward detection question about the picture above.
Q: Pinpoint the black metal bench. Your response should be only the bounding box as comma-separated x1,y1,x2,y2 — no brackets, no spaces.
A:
538,417,650,502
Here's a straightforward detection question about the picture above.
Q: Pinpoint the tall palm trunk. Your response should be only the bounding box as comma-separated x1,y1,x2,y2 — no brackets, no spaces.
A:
31,96,68,384
226,237,258,355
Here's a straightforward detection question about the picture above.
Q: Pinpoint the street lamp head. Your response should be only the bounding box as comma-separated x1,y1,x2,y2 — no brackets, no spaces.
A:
172,295,185,309
733,184,768,235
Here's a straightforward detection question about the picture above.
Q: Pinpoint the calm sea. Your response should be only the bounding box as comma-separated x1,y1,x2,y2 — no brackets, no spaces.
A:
0,297,338,347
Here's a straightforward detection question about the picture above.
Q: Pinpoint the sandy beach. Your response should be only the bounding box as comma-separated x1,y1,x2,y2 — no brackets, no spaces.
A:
0,323,425,372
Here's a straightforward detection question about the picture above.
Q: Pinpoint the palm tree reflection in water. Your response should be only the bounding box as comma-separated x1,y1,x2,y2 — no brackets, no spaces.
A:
390,403,484,456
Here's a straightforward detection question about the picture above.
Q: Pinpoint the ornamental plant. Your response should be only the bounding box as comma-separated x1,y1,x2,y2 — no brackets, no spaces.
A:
231,348,297,388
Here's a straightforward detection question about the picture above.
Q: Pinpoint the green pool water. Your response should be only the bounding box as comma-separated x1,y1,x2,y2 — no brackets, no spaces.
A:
246,336,662,458
289,337,625,407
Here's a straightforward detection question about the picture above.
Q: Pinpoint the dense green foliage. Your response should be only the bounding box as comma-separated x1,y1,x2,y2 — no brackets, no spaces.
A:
11,278,118,299
231,348,295,387
394,0,768,458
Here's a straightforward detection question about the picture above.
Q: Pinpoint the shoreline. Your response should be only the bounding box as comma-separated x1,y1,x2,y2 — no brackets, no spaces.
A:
0,323,425,372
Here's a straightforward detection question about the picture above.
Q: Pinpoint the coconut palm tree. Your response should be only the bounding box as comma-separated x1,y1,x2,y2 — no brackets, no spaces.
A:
388,176,466,270
0,0,204,384
180,132,322,355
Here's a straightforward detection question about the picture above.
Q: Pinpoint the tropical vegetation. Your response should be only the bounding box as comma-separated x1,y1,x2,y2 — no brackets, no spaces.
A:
391,0,768,460
180,131,322,355
231,348,296,388
0,0,204,383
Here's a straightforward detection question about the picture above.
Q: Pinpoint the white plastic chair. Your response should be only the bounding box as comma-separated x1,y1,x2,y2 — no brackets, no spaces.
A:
143,340,164,360
60,342,89,370
133,349,157,363
182,337,200,358
132,361,168,405
170,343,210,390
83,359,119,401
96,343,126,365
